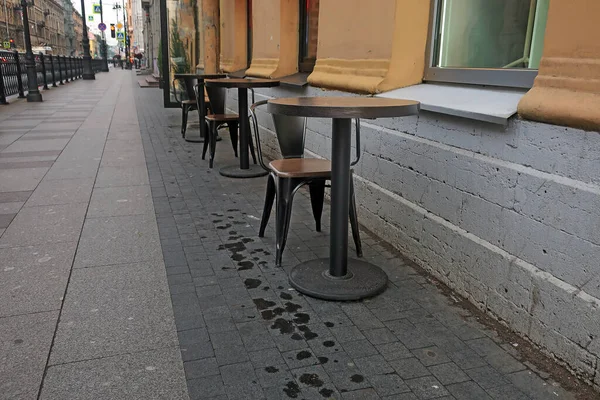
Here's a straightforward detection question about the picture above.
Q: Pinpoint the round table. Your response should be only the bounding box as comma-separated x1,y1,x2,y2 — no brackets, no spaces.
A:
205,78,280,178
267,96,420,301
174,73,226,143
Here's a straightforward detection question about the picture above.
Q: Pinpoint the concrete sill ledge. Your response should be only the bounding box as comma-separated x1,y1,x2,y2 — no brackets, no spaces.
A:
377,83,528,125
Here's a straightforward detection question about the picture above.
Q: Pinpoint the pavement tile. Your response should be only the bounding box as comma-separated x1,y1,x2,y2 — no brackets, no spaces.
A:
184,357,219,379
41,347,188,400
0,242,77,317
411,346,451,367
341,388,380,400
49,262,178,364
390,358,431,380
25,178,94,207
405,375,449,399
87,185,153,217
73,214,161,267
95,166,149,188
446,381,492,400
0,167,48,192
368,373,411,397
354,354,395,376
427,362,471,386
0,202,87,247
376,342,413,362
214,344,250,366
0,311,58,400
249,347,287,369
0,190,32,202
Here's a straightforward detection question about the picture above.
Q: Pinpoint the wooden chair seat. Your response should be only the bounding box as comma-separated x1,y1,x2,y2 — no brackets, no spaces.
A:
205,113,239,122
269,158,332,179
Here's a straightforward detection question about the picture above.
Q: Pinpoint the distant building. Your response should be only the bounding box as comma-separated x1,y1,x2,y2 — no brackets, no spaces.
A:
0,0,23,50
28,0,66,54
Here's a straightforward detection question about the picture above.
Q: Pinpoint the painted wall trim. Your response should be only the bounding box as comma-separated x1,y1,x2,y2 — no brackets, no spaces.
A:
245,0,299,79
518,0,600,132
306,0,430,94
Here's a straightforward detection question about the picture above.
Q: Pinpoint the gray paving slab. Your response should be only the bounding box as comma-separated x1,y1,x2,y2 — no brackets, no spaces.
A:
0,311,59,400
49,262,178,364
100,148,147,167
0,212,16,228
44,163,100,180
95,165,150,188
87,185,153,217
0,167,48,192
0,202,87,248
25,178,95,207
0,190,32,202
0,242,77,317
0,201,24,214
41,347,188,400
73,214,161,267
2,138,71,153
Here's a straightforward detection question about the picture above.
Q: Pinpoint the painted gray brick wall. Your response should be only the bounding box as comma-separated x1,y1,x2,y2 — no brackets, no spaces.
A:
227,85,600,387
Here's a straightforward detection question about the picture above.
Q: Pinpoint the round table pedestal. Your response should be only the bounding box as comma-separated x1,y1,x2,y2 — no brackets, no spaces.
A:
289,258,388,301
219,164,268,179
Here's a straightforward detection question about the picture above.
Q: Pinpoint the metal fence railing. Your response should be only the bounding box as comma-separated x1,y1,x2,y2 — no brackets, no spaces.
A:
0,50,106,104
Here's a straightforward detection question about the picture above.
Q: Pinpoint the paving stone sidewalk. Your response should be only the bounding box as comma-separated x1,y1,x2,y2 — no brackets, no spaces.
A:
0,71,187,399
133,75,593,400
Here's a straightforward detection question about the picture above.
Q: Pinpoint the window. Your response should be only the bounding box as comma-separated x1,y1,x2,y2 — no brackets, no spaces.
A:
299,0,319,72
424,0,549,88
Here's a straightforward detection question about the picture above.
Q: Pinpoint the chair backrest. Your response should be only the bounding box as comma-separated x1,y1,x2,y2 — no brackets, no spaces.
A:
271,113,307,159
250,99,361,170
205,86,226,115
183,77,197,101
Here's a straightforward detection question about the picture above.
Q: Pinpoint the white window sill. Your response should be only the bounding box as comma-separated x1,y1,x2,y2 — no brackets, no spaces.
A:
376,83,528,125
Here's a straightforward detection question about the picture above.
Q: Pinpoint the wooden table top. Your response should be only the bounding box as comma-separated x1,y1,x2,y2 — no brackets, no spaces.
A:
174,73,226,80
205,78,280,89
267,97,419,119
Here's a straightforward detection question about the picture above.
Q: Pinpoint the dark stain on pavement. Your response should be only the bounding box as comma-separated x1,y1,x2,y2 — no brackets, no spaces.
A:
244,278,262,289
253,298,276,310
299,373,324,387
296,351,312,360
283,381,301,398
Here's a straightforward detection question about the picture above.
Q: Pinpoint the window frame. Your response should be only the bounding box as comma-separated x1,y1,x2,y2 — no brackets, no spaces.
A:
423,0,538,89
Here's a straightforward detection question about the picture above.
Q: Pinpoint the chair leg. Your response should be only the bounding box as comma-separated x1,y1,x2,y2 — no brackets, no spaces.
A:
228,122,239,157
209,121,217,168
259,174,276,238
181,105,188,137
249,134,258,164
275,178,296,267
308,180,326,232
202,120,210,160
349,177,363,257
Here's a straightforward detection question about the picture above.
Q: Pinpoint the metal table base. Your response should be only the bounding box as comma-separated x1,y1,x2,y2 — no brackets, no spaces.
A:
219,164,268,179
289,258,387,301
288,118,387,300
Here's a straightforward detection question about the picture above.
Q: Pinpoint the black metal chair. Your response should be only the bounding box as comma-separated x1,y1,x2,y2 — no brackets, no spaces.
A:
250,100,362,266
195,84,258,169
173,77,198,138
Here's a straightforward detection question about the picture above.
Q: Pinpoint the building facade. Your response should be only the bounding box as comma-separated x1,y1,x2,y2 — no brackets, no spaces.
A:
71,8,82,55
142,0,159,73
0,0,22,49
0,0,66,53
129,0,143,55
160,0,600,391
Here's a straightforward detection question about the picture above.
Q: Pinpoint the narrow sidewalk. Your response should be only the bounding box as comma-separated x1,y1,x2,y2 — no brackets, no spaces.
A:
0,70,188,399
